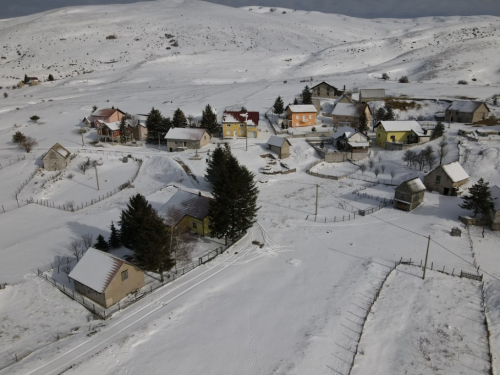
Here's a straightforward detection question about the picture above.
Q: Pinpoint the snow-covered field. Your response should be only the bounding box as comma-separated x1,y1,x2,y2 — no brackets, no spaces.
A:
1,1,500,374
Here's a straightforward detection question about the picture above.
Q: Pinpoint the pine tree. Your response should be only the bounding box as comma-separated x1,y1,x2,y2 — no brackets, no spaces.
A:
119,117,127,144
119,194,154,250
172,108,187,128
240,106,248,112
302,86,312,104
159,116,172,142
384,106,395,121
201,104,218,135
94,234,109,252
109,222,121,248
293,97,298,105
48,74,54,81
431,122,445,140
205,144,230,185
273,96,284,116
12,131,26,144
24,74,29,84
459,178,494,218
146,108,163,143
358,112,368,133
374,107,387,124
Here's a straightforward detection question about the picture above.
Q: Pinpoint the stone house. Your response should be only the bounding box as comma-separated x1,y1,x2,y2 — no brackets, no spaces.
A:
165,128,211,151
68,248,145,308
221,111,259,138
393,177,426,211
267,135,292,159
359,89,385,103
91,107,126,127
423,161,469,196
310,82,344,98
330,103,372,128
444,101,490,123
283,105,318,128
42,143,71,171
489,185,500,231
164,190,212,236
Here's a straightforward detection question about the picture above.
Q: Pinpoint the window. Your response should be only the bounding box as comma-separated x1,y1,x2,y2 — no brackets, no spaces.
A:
435,175,441,184
226,124,231,127
121,270,128,281
296,115,299,120
309,115,312,119
226,131,230,135
240,124,244,127
192,222,197,229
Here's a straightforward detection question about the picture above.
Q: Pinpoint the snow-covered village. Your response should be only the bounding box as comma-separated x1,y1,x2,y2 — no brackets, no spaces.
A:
0,0,500,374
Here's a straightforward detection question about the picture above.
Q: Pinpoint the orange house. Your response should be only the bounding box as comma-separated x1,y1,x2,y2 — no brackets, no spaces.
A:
284,105,317,128
91,107,125,127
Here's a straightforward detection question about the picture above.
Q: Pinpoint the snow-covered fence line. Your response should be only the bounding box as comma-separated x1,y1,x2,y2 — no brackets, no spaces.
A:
14,166,40,196
264,108,279,135
480,281,495,375
0,154,26,169
306,160,347,180
346,173,400,186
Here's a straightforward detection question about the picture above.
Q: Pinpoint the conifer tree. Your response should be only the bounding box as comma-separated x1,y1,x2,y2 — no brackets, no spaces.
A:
385,106,395,121
302,86,312,104
431,122,445,140
159,116,172,142
109,221,121,248
94,234,109,252
459,178,494,218
119,194,154,250
240,106,248,112
172,108,187,128
205,144,230,184
358,112,368,133
200,104,218,135
293,98,298,105
119,117,127,144
273,96,284,116
48,74,54,81
146,108,163,143
12,131,26,144
24,74,29,84
374,107,387,124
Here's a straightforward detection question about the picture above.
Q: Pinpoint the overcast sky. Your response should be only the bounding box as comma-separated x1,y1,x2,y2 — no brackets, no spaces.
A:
1,0,499,19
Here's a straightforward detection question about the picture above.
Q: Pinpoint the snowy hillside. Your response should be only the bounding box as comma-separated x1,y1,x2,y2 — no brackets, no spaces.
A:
1,1,500,375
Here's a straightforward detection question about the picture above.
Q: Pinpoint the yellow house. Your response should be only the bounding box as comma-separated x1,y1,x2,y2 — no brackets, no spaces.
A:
165,190,212,236
375,120,426,148
221,111,259,138
284,105,317,127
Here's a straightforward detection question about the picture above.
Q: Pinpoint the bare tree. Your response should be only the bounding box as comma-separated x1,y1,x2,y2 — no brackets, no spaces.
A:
381,165,386,174
55,255,67,273
402,150,415,166
78,162,89,174
19,137,38,153
65,200,75,211
67,240,85,262
359,164,367,175
378,154,382,163
76,127,87,146
81,233,93,250
368,159,375,170
374,167,380,178
437,137,449,165
187,114,195,127
390,170,396,182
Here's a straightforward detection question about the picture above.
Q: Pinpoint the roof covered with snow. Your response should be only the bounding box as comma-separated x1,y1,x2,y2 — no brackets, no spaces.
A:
165,128,209,141
490,185,500,212
398,177,426,193
68,248,133,293
286,105,317,113
222,111,259,126
96,120,120,131
164,190,212,225
332,126,356,139
310,81,341,91
359,89,385,99
331,103,367,117
441,161,469,182
447,101,489,113
48,143,71,159
376,120,424,135
92,108,124,117
267,135,290,148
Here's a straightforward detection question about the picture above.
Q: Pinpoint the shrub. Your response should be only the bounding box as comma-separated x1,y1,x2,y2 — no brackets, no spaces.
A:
67,173,74,179
106,34,117,40
382,73,389,80
398,76,409,83
30,115,40,123
311,127,316,132
3,93,7,98
458,80,468,85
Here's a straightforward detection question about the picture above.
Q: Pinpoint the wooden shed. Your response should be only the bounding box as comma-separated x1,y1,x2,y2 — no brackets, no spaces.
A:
267,135,292,159
42,143,71,171
394,177,426,211
423,161,469,196
68,248,145,308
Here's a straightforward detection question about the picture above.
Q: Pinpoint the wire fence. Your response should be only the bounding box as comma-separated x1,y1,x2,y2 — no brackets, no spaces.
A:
0,154,27,169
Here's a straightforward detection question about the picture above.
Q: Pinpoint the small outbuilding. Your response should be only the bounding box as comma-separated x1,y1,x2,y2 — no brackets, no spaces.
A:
42,143,71,171
444,101,490,124
68,248,145,308
393,177,426,212
423,161,469,196
267,135,292,159
165,128,211,152
359,89,386,103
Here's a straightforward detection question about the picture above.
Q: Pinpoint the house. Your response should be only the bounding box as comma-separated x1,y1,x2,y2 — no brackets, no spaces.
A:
490,185,500,231
91,107,126,127
393,177,426,211
126,115,148,142
330,103,372,128
310,82,344,98
423,161,469,196
444,101,490,123
321,95,353,117
332,127,370,153
96,120,121,142
82,117,92,127
283,105,318,128
221,111,259,138
375,121,429,149
165,128,211,152
359,89,386,103
267,135,292,159
68,248,145,308
164,190,212,236
42,143,71,171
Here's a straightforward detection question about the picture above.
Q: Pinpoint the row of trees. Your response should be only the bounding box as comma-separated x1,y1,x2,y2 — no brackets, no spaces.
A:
402,137,449,170
12,131,38,152
206,145,259,244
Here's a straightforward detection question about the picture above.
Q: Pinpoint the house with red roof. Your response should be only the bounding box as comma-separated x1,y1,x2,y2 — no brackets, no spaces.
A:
221,110,259,138
91,107,126,127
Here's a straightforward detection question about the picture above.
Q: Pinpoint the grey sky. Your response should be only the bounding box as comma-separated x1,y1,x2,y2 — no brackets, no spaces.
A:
0,0,499,19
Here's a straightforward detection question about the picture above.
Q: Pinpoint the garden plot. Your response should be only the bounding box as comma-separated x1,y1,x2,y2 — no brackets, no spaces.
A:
352,265,490,375
311,161,359,177
18,155,140,207
341,184,396,210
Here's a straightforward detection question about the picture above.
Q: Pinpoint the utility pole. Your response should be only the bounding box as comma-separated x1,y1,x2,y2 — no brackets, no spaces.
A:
422,235,431,280
81,132,85,146
158,133,161,152
94,164,100,191
315,184,319,216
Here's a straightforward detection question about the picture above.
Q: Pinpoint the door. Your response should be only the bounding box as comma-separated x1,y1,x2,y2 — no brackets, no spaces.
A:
443,187,450,196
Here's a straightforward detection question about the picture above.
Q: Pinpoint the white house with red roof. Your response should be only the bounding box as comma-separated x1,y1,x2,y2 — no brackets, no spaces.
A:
221,110,259,138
